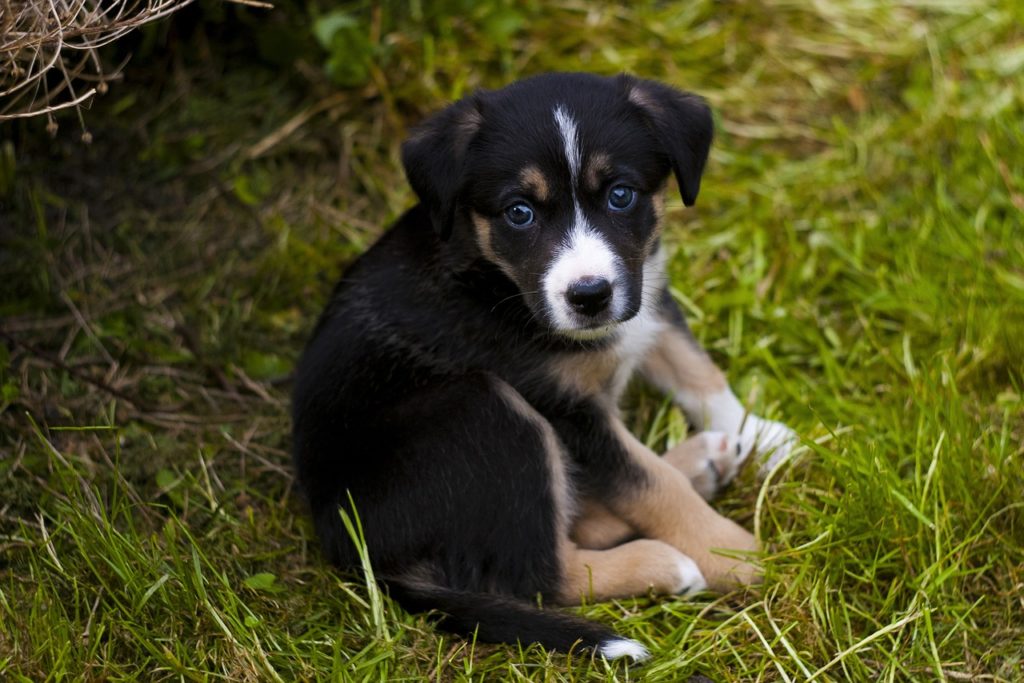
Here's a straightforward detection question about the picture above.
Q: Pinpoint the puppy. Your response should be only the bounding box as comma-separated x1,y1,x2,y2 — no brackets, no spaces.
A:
292,72,795,661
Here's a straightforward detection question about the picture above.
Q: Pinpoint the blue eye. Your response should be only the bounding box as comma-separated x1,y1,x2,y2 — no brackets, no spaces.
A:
504,203,535,228
608,185,636,211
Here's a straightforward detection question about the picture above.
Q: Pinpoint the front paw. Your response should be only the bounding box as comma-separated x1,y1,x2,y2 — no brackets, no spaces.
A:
664,431,743,500
737,415,797,474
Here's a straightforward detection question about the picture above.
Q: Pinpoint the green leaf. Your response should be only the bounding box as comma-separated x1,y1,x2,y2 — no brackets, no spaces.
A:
155,469,176,490
239,350,291,380
242,572,281,593
312,11,359,49
481,6,525,43
155,469,185,507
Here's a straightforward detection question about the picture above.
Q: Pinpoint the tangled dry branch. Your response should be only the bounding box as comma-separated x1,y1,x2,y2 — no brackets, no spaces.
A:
0,0,270,132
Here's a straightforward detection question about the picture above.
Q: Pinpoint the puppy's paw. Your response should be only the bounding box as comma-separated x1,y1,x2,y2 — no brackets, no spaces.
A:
663,431,742,500
736,415,797,476
639,540,709,596
668,552,709,596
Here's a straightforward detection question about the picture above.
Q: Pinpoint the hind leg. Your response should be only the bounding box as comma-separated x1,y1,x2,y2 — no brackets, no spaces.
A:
604,418,760,591
570,499,635,550
298,371,568,600
443,381,711,605
557,540,706,604
570,431,743,549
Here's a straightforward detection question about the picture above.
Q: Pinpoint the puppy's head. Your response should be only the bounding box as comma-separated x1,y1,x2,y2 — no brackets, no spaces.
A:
402,73,712,340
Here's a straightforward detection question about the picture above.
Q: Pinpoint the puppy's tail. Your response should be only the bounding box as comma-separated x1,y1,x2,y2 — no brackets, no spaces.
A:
387,581,649,662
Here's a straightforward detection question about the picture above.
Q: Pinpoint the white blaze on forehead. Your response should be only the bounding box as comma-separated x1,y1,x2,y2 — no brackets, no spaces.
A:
553,105,581,185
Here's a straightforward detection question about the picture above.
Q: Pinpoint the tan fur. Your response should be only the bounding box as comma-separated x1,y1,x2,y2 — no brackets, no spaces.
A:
471,211,518,282
641,326,727,399
643,192,668,255
573,429,734,546
519,165,551,202
571,499,635,550
604,417,759,591
557,540,693,603
584,152,612,193
651,192,665,223
547,349,621,398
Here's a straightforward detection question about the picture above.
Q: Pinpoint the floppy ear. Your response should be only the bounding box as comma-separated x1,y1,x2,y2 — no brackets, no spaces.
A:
619,76,713,207
401,95,484,240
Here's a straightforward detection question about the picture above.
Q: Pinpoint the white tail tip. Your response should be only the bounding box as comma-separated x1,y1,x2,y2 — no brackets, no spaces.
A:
598,637,650,662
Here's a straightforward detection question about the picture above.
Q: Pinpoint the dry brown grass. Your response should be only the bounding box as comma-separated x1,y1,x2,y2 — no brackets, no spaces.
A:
0,0,269,130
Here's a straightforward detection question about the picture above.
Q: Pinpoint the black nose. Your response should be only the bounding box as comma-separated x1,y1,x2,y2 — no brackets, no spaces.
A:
566,277,613,316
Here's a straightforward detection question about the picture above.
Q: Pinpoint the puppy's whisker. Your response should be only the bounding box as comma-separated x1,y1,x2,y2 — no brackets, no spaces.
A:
491,289,538,312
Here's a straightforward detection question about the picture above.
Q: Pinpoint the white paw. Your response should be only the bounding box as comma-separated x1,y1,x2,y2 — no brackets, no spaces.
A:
598,637,651,662
688,430,743,498
671,553,708,596
737,415,798,475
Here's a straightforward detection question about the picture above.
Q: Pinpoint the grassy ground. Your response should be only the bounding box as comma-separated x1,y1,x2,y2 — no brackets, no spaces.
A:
2,0,1023,680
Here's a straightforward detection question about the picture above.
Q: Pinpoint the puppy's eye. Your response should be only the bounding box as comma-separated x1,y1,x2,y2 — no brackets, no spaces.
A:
607,185,637,211
504,203,535,228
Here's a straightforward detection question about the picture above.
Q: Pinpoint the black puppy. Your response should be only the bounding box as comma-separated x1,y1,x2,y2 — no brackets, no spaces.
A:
292,73,795,661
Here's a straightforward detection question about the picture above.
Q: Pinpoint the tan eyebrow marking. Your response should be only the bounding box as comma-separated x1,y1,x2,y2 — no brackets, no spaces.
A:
519,165,551,202
585,152,613,193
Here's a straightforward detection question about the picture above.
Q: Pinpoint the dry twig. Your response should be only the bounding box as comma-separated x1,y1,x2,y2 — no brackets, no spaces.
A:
0,0,270,129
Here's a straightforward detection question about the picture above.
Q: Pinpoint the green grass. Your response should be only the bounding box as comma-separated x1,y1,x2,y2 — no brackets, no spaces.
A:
2,0,1023,680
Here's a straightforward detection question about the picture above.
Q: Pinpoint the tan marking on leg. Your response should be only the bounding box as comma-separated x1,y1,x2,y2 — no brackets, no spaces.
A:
519,165,550,202
641,325,758,437
471,211,519,282
641,326,728,400
642,317,794,467
605,417,759,591
557,540,703,604
492,379,575,537
584,152,612,194
571,499,635,550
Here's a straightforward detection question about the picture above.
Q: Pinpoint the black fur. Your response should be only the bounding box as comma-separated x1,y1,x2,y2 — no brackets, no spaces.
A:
292,72,714,655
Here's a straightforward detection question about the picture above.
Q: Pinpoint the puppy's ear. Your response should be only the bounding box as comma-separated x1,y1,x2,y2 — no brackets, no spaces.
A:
401,95,484,239
619,76,713,207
